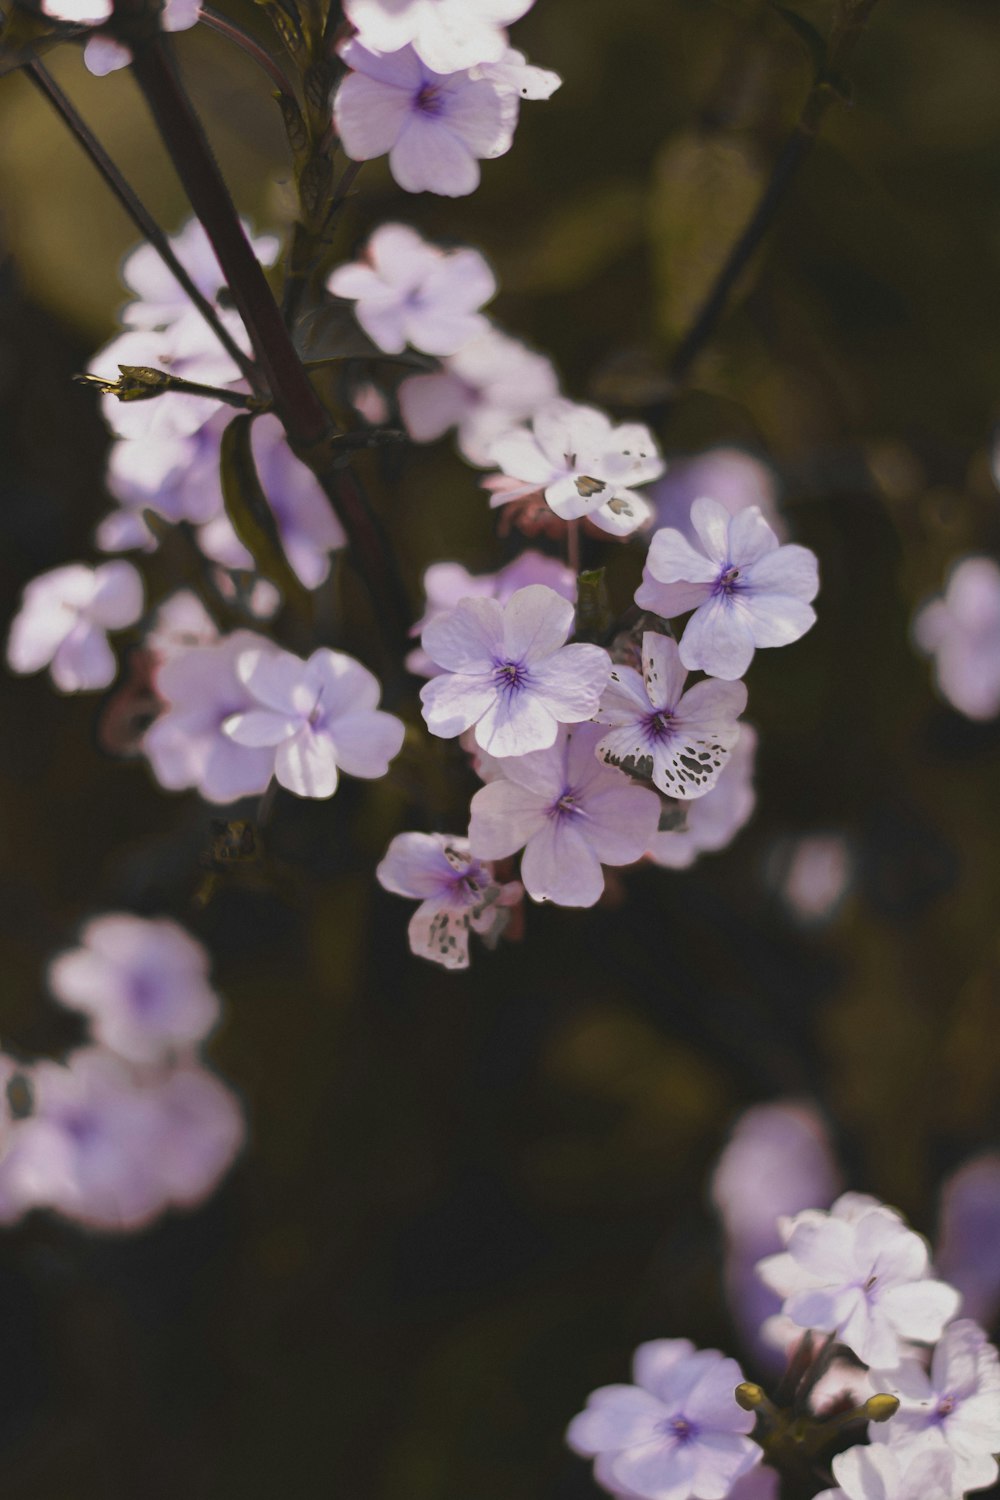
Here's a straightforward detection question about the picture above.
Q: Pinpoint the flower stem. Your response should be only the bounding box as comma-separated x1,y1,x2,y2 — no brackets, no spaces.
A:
199,7,299,98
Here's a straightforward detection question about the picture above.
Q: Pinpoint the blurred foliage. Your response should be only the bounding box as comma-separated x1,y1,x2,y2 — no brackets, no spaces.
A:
1,0,1000,1496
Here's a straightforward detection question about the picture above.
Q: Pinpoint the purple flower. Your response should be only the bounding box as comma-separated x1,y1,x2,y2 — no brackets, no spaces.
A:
328,223,496,355
650,448,784,540
566,1338,761,1500
224,646,405,799
913,556,1000,721
48,914,221,1065
343,0,535,73
469,724,660,906
647,725,758,870
148,1064,245,1211
120,217,279,333
398,324,559,464
816,1443,962,1500
91,319,247,444
376,832,522,969
594,633,747,798
80,0,201,73
935,1154,1000,1330
7,560,144,693
488,399,664,537
636,498,819,680
144,630,279,804
334,41,518,197
419,584,611,757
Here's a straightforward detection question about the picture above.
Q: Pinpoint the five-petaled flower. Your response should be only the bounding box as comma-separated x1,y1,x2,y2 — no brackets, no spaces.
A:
376,832,522,969
814,1442,961,1500
7,560,144,693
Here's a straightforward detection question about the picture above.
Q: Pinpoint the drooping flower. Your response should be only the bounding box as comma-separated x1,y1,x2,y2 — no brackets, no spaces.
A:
566,1338,762,1500
398,324,559,464
7,560,144,693
333,41,518,197
912,556,1000,721
594,633,747,798
647,725,758,870
328,223,496,355
376,832,522,969
419,584,611,757
488,399,664,537
814,1442,962,1500
48,914,221,1066
343,0,535,73
223,646,405,799
870,1319,1000,1492
636,498,819,680
469,724,660,905
756,1194,962,1368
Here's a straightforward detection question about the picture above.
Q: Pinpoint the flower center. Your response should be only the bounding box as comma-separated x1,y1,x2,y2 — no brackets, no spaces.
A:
661,1416,697,1445
936,1395,956,1419
492,659,528,696
549,786,584,822
643,709,676,744
415,83,444,115
715,565,743,597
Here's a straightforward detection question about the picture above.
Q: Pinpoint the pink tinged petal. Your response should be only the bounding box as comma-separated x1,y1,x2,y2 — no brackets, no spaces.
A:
399,370,471,441
747,543,820,605
474,685,559,757
521,817,605,906
566,1386,667,1456
690,497,736,564
726,505,780,567
646,526,719,588
84,35,132,73
334,72,412,160
610,1437,698,1500
327,709,405,778
223,709,299,747
87,562,144,628
642,633,688,711
528,644,611,721
390,116,481,197
423,595,504,671
635,571,714,619
581,782,661,866
468,779,549,859
679,597,757,681
51,625,116,692
420,671,497,738
501,584,574,661
408,899,472,970
881,1279,962,1343
274,729,339,799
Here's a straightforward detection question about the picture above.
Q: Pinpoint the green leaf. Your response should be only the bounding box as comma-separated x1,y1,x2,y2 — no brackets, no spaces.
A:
292,299,433,368
769,2,828,76
219,414,307,604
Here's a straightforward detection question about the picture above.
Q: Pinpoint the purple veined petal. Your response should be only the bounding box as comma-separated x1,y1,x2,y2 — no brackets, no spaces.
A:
423,595,505,671
399,370,473,442
610,1436,698,1500
420,671,497,738
588,489,654,537
87,561,144,629
490,736,568,797
334,72,413,161
407,898,473,970
565,1386,667,1456
522,816,605,906
642,633,688,712
489,426,558,485
338,37,425,89
679,597,757,681
635,571,714,619
474,684,559,756
595,664,653,724
327,709,405,778
51,623,117,692
747,543,820,604
237,647,311,714
579,781,661,866
528,644,611,720
501,585,575,662
881,1278,962,1342
646,526,720,588
274,728,339,799
632,1339,697,1399
468,778,550,859
305,649,382,717
726,505,780,568
390,116,481,197
439,73,515,156
223,708,300,747
690,496,736,565
376,832,459,899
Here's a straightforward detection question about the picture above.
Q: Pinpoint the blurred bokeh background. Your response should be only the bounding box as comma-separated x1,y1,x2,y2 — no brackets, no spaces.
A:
1,0,1000,1494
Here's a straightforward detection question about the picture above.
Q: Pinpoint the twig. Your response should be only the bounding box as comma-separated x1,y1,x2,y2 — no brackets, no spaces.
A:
199,7,298,98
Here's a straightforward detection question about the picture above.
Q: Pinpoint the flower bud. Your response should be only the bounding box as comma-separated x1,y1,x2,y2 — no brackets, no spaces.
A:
863,1393,900,1423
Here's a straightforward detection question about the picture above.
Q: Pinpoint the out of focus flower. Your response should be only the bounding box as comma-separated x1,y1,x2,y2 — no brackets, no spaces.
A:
469,723,660,905
488,399,663,538
419,584,610,756
7,560,143,693
814,1443,961,1500
935,1154,1000,1329
595,633,747,798
566,1338,761,1500
80,0,201,74
48,914,220,1065
91,321,246,445
42,0,111,22
334,41,518,197
328,224,496,355
343,0,535,73
870,1319,1000,1492
773,834,852,925
120,217,279,332
913,556,1000,720
224,646,405,799
647,725,758,870
398,325,559,465
650,449,784,540
636,499,819,681
149,1064,245,1210
146,592,219,660
376,832,522,969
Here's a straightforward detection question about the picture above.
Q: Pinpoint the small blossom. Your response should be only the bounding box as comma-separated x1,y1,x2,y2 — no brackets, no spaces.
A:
333,41,518,197
48,914,220,1065
149,1064,245,1211
120,217,279,333
647,725,758,870
566,1338,761,1500
224,647,405,799
772,833,852,925
376,832,522,969
870,1319,1000,1492
469,724,660,906
79,0,201,74
636,498,819,680
815,1443,963,1500
488,399,664,538
328,223,496,355
343,0,535,73
935,1154,1000,1330
146,591,219,661
650,448,784,540
757,1194,962,1368
398,324,559,464
90,318,246,444
595,633,747,798
419,584,610,757
7,560,143,693
913,556,1000,721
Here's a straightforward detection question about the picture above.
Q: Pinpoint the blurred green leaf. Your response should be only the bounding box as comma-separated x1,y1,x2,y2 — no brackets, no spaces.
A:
219,412,306,602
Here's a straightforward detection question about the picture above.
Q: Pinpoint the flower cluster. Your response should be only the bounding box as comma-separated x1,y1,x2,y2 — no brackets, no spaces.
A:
0,915,243,1232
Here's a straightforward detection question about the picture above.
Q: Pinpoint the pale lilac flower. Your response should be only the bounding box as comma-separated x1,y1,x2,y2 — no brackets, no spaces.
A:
343,0,535,72
636,498,819,680
419,584,610,756
407,551,575,676
148,1064,245,1210
248,414,346,588
757,1194,962,1368
334,41,518,197
120,217,279,332
775,834,852,924
90,319,246,443
603,1465,779,1500
146,592,219,660
650,448,784,540
488,399,664,538
376,832,522,969
936,1155,1000,1330
913,557,1000,721
473,46,561,100
104,408,229,526
566,1338,761,1500
328,223,496,355
815,1443,963,1500
647,725,758,870
469,724,660,906
143,630,278,804
398,325,559,465
81,0,202,75
224,646,405,799
7,560,143,693
870,1320,1000,1492
595,633,747,798
48,914,220,1065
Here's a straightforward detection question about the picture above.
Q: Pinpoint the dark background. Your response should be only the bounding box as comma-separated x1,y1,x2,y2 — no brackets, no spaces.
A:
1,0,999,1494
